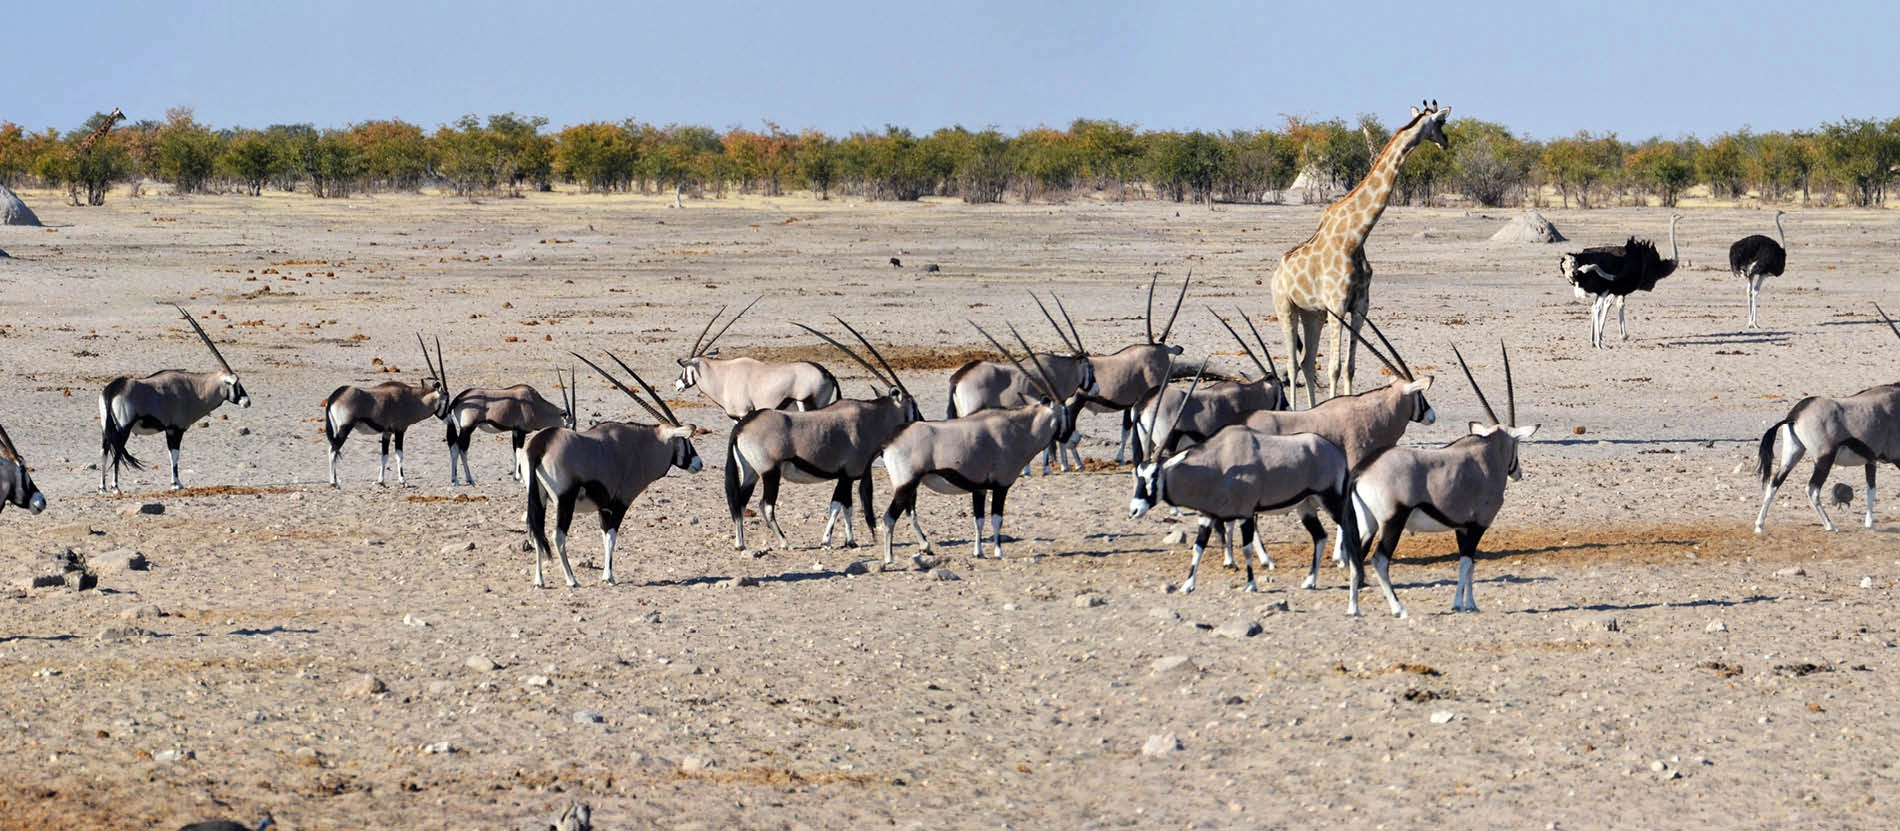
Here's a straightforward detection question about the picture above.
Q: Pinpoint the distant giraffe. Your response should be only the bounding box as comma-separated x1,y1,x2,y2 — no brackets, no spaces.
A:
70,107,126,206
1272,102,1450,406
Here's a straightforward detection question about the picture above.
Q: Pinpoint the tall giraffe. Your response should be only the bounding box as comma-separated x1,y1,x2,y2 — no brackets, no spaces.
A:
70,108,126,206
1272,102,1449,406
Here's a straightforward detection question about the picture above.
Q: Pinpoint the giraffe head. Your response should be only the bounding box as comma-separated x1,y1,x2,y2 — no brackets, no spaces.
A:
1406,100,1452,150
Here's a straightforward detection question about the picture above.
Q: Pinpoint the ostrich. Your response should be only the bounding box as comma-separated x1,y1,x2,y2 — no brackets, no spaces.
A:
1560,213,1682,349
1729,210,1788,328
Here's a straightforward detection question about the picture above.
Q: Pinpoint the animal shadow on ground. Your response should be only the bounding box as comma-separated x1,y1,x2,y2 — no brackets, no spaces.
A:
1665,330,1793,347
231,626,317,637
0,633,77,645
1511,594,1777,615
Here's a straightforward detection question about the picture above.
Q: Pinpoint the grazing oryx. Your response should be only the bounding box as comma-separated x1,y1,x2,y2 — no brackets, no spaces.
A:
1132,307,1288,464
524,353,702,588
1240,312,1435,587
1129,376,1356,594
1755,304,1900,533
726,317,924,550
1060,272,1190,465
99,304,253,492
946,297,1098,474
444,374,576,485
323,335,451,487
675,297,841,419
1347,342,1537,617
0,425,47,517
881,323,1073,564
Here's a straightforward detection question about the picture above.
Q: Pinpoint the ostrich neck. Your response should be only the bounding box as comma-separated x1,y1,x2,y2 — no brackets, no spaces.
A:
1668,218,1679,263
1774,213,1787,248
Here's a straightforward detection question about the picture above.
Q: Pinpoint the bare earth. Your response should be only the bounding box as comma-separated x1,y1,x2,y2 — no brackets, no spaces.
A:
3,188,1899,830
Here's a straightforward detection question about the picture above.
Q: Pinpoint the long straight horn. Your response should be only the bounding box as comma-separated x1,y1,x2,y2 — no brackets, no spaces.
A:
434,336,446,391
1324,309,1404,381
568,366,579,420
607,352,683,427
1236,309,1283,384
170,304,234,375
416,333,440,384
832,316,912,400
1877,304,1900,344
1145,273,1158,344
1141,355,1177,439
1005,321,1064,401
688,304,728,357
1500,340,1515,427
1052,293,1085,354
1450,343,1501,426
1030,292,1079,355
699,295,762,357
1358,314,1415,381
1158,270,1190,342
970,321,1057,402
571,352,670,426
794,321,887,385
1207,307,1269,381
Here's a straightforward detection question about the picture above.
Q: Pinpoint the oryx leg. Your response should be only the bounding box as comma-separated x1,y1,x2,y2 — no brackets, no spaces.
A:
1237,518,1260,593
989,486,1010,559
1252,512,1277,569
1453,526,1486,612
1868,463,1885,529
511,431,528,482
1300,505,1330,589
1755,423,1804,533
393,430,408,486
1060,432,1084,472
822,477,855,548
760,468,790,549
526,479,554,588
1181,516,1217,594
165,428,186,489
1348,508,1408,618
548,490,581,588
1806,452,1840,532
881,482,924,565
857,474,876,544
1218,519,1236,568
377,432,392,486
1115,409,1134,464
725,449,756,551
597,503,626,584
969,490,988,559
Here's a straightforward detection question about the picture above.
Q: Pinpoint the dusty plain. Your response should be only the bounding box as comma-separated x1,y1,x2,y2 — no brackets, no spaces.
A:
3,187,1900,829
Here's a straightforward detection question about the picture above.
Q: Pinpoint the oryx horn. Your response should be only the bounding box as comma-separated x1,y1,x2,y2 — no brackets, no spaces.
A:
416,333,444,386
1502,340,1515,427
1158,270,1190,342
1324,309,1408,381
969,321,1058,402
607,352,682,426
1449,343,1502,426
572,352,672,427
690,296,762,357
1877,304,1900,343
171,303,234,374
1030,293,1081,356
1236,308,1284,383
1208,307,1272,382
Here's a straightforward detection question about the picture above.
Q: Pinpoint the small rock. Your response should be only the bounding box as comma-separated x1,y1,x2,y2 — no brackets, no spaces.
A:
137,503,165,516
1706,619,1728,633
1073,593,1105,608
1141,733,1181,757
346,673,387,696
97,625,151,641
402,614,429,627
440,541,476,554
419,741,457,755
465,656,499,672
1570,614,1619,633
1650,760,1668,772
427,680,456,696
523,675,552,688
1429,711,1456,724
1773,565,1806,578
1002,602,1021,611
1257,599,1291,615
842,561,871,576
1214,620,1263,639
120,603,165,621
719,575,759,588
932,569,962,582
680,754,716,772
95,548,148,573
1860,576,1875,589
1151,655,1195,674
1161,530,1185,545
911,554,940,572
572,708,605,724
152,748,194,763
293,746,322,766
1149,607,1180,621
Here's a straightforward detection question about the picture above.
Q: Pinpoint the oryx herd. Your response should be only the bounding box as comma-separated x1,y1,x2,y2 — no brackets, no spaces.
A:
4,274,1898,617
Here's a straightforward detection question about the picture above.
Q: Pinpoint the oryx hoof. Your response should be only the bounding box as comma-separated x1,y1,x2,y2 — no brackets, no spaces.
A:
601,575,616,586
1243,582,1258,593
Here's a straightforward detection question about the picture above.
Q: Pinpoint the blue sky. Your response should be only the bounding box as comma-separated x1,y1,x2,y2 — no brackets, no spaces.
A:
10,1,1894,140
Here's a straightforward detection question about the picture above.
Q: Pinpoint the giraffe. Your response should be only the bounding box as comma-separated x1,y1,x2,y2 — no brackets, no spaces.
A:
1272,102,1450,406
69,108,125,206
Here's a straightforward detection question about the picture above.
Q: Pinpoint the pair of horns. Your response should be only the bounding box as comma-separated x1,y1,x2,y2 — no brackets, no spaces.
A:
1031,292,1086,356
1450,341,1515,428
1141,356,1203,449
793,317,912,401
553,367,578,419
1145,271,1190,344
1207,307,1281,384
571,351,681,428
971,320,1063,404
688,296,762,358
1324,309,1415,383
170,304,235,375
415,334,446,389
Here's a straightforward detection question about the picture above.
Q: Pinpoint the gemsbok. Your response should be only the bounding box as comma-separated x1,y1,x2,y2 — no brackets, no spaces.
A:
523,353,702,588
1057,273,1193,467
99,304,252,492
675,297,841,419
1346,341,1536,617
945,298,1097,475
444,374,575,485
725,317,924,550
881,323,1073,564
0,424,46,517
1754,304,1900,533
1132,307,1288,464
323,335,451,487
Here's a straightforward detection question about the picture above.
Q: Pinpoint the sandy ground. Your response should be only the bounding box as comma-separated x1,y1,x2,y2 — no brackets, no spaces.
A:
3,187,1900,829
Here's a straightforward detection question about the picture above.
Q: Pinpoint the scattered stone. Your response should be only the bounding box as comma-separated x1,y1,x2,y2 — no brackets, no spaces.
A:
1860,576,1876,589
1150,655,1195,675
1257,599,1291,615
1073,593,1105,609
120,603,165,621
94,548,148,573
572,708,605,725
1706,619,1728,633
465,656,499,672
932,569,962,582
402,614,429,627
440,541,476,554
427,680,456,696
346,673,387,696
523,675,552,688
32,667,59,678
680,754,717,772
1161,530,1186,546
97,625,151,641
1429,711,1456,724
1002,602,1021,611
1141,733,1182,757
911,554,940,572
293,746,322,766
841,561,871,576
419,741,457,755
25,546,96,592
1215,619,1263,639
117,502,164,516
152,748,194,763
1774,565,1806,578
719,575,759,588
1149,607,1180,621
1571,614,1619,633
639,610,662,624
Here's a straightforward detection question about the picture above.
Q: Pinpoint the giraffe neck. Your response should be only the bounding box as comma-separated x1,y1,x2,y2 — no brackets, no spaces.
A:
1325,125,1427,246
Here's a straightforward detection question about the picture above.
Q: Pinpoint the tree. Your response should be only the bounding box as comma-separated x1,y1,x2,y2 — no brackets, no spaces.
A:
1015,126,1080,202
220,129,276,196
298,129,363,198
152,107,221,194
1694,135,1748,199
1448,121,1535,207
794,130,838,199
1627,141,1695,207
646,124,721,207
431,115,499,196
1071,118,1143,200
1817,117,1898,206
948,127,1011,203
348,119,428,192
1218,129,1297,203
1540,132,1623,208
59,111,134,205
1146,131,1222,207
488,113,552,195
554,122,638,193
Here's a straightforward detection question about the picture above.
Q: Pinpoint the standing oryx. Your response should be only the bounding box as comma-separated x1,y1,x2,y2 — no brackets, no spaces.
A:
1754,304,1900,533
1239,313,1435,588
1347,342,1537,617
1132,307,1288,464
323,335,451,487
1059,272,1190,466
1129,373,1356,595
675,297,841,419
946,297,1097,474
444,374,576,485
99,304,253,492
726,317,924,550
881,323,1073,564
0,424,47,517
524,353,702,588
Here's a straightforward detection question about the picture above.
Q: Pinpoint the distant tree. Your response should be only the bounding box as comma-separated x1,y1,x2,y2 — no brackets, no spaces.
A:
220,129,276,196
58,111,134,205
1540,132,1623,208
1694,134,1748,199
646,124,721,206
294,128,363,198
1627,140,1695,207
1146,131,1222,207
1817,117,1898,206
1448,121,1534,207
348,119,429,192
1071,118,1143,200
0,122,29,185
431,115,499,196
1015,126,1080,202
153,107,221,194
950,127,1011,203
554,122,638,192
1217,129,1297,203
488,113,552,195
794,130,838,199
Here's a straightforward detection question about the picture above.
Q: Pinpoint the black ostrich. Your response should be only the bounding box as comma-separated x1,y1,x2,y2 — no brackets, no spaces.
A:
1560,213,1682,349
1728,210,1787,328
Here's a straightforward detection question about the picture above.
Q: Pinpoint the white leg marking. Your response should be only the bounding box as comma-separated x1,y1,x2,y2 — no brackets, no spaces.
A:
601,527,618,584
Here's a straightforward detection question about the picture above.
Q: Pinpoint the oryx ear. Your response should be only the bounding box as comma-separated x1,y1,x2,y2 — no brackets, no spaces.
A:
1470,422,1499,436
1435,107,1451,121
676,357,690,367
1403,376,1433,394
1510,424,1540,440
662,425,693,440
1166,344,1184,356
704,347,719,357
1410,106,1421,118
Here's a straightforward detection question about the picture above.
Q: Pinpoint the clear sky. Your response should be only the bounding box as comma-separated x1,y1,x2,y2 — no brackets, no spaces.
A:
10,0,1894,140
